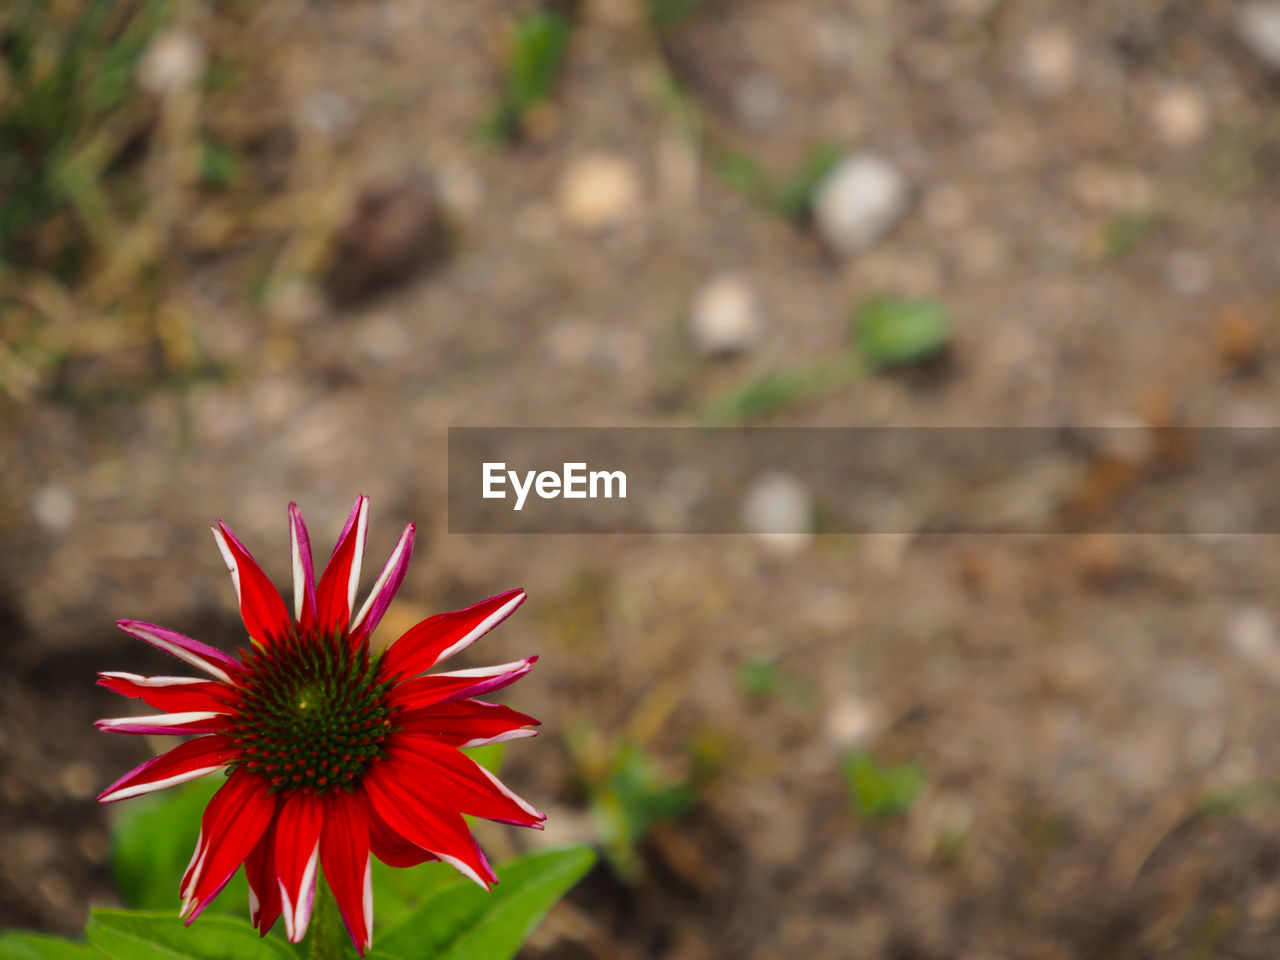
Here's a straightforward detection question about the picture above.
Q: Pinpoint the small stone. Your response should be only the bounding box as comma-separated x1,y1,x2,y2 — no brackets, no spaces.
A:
688,273,763,356
824,694,878,749
1151,84,1209,146
1019,26,1077,98
742,473,813,554
32,485,75,533
1229,605,1276,665
813,153,910,254
734,71,786,131
1238,2,1280,72
137,28,205,95
558,153,641,231
1164,249,1212,297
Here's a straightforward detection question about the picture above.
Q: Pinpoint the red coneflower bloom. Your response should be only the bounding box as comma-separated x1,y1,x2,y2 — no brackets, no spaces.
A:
96,496,543,954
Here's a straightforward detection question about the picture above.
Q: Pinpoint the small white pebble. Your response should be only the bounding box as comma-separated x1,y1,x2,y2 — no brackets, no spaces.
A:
742,473,813,555
559,154,641,232
1151,83,1209,146
1238,2,1280,71
813,153,910,254
137,28,206,95
824,694,879,749
689,273,763,356
1019,26,1077,98
1229,605,1277,664
32,485,76,533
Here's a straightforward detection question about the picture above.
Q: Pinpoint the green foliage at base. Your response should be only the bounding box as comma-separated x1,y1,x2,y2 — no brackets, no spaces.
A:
1,742,590,960
842,751,926,820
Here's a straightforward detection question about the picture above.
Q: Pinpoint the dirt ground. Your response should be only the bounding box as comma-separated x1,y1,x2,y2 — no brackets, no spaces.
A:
5,1,1280,958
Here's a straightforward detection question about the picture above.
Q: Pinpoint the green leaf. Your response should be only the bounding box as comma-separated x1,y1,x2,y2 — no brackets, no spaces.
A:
842,751,925,820
852,297,950,370
371,860,467,932
86,911,295,960
583,742,695,881
698,355,863,425
506,11,570,113
372,847,596,960
110,775,251,919
737,657,782,698
774,142,843,221
0,932,104,960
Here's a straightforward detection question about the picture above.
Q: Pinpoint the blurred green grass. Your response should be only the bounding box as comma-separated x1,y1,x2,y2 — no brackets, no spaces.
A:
0,0,173,276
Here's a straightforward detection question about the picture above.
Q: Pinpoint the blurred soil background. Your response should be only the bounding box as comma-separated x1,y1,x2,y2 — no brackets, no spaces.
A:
5,0,1280,957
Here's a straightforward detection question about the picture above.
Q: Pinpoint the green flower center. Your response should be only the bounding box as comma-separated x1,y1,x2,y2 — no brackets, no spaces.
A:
231,628,395,793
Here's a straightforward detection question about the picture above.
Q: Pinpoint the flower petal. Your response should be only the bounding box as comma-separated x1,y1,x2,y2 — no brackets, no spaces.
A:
364,758,497,888
381,589,526,680
387,657,537,713
392,734,545,827
245,817,282,936
290,503,318,626
97,672,233,714
96,711,230,736
316,496,369,634
116,620,239,683
275,790,324,943
321,789,374,955
97,736,237,803
181,771,275,922
398,698,540,749
349,523,414,643
212,521,291,644
363,794,439,868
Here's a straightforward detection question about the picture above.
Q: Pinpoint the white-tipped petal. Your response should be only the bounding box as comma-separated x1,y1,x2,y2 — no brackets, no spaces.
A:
98,711,223,729
348,498,369,614
99,671,209,688
99,764,226,804
350,523,414,635
211,525,242,605
116,621,235,684
436,590,525,666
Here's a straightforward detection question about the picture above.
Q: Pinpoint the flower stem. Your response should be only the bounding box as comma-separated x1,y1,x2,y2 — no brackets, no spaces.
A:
308,875,351,960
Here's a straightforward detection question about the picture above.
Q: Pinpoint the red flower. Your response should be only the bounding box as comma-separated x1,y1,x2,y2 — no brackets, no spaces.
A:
97,497,543,954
